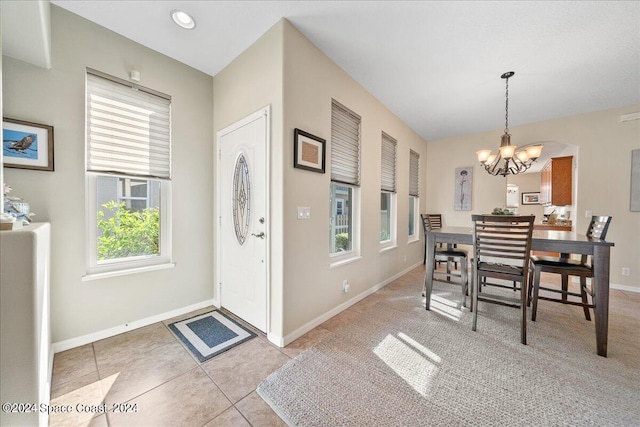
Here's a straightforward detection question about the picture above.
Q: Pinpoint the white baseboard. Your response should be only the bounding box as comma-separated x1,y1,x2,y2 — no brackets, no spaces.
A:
570,277,640,293
52,299,216,353
611,283,640,293
280,261,422,347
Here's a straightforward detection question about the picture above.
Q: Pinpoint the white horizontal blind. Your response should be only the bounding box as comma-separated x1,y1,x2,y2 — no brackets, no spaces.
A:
409,149,420,197
87,71,171,179
381,132,397,192
331,100,361,186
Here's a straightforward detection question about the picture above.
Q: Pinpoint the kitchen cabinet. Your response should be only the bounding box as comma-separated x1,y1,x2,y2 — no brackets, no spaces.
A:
540,155,572,206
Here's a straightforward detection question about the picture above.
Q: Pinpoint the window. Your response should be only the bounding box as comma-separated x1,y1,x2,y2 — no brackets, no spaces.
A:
381,132,397,245
330,100,361,256
85,69,172,276
408,149,420,239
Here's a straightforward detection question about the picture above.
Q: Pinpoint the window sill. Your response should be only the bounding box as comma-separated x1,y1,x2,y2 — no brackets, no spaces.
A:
329,256,363,270
82,262,175,282
408,237,421,245
379,245,398,254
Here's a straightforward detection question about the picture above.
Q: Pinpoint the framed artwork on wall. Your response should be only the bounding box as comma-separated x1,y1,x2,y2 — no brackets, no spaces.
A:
2,118,54,171
454,166,472,211
293,128,325,173
522,192,540,205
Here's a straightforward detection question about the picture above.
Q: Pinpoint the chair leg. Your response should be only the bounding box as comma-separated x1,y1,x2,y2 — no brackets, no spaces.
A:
461,257,468,308
531,267,541,322
561,274,569,301
580,276,591,321
527,268,533,307
521,278,527,345
472,271,479,331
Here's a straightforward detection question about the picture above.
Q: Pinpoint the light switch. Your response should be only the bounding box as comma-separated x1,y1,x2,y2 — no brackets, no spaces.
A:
297,207,311,220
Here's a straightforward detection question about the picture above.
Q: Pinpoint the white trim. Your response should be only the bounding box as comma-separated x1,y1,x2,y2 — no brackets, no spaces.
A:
329,256,363,269
281,261,422,346
82,262,175,281
611,283,640,293
620,112,640,122
52,299,215,353
379,245,398,254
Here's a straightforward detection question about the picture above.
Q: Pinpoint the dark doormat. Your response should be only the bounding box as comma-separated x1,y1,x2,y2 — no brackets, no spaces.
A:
168,310,256,362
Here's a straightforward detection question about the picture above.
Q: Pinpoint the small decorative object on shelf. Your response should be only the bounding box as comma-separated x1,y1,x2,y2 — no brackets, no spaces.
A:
491,207,514,215
0,213,21,230
2,183,35,226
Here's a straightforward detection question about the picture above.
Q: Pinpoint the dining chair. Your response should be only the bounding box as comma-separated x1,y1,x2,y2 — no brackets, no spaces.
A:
471,214,535,344
422,214,458,269
528,215,612,322
421,214,470,308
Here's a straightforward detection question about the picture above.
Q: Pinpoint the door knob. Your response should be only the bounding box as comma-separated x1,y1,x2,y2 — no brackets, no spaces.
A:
252,232,265,239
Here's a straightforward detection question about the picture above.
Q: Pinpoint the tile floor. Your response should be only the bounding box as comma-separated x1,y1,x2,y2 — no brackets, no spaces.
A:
48,265,639,427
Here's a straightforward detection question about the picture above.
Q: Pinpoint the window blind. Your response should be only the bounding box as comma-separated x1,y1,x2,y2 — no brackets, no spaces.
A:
331,100,361,186
381,132,397,192
86,70,172,179
409,149,420,197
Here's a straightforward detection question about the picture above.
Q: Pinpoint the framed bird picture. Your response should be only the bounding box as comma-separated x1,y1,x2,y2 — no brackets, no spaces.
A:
3,118,54,171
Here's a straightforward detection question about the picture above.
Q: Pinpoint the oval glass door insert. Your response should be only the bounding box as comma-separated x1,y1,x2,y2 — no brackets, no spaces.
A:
233,154,251,245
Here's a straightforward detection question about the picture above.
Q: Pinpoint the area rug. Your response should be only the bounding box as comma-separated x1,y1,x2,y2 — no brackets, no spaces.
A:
168,310,256,362
257,281,640,426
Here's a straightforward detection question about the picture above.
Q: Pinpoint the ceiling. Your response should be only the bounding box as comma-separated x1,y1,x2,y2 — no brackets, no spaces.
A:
4,1,640,158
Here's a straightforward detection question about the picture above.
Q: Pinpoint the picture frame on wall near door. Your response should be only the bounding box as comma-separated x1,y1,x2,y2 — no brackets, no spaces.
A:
293,128,325,173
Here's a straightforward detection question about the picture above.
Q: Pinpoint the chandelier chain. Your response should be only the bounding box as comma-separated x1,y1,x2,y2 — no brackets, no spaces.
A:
504,76,509,133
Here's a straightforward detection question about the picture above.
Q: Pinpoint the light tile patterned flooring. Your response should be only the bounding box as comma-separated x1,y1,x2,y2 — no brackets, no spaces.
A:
49,266,639,426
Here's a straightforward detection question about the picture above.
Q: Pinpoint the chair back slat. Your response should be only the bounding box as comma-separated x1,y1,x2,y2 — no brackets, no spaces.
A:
427,214,442,230
586,215,612,240
472,215,535,268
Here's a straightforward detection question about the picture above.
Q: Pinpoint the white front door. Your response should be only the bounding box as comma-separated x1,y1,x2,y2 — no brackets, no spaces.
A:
217,107,269,332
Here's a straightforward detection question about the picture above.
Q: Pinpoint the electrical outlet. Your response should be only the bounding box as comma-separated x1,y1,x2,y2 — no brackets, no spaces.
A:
343,280,350,293
585,210,592,218
403,255,407,262
622,267,630,276
297,207,311,220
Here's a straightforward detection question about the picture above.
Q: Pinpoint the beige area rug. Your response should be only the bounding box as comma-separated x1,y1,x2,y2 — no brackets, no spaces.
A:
257,280,640,426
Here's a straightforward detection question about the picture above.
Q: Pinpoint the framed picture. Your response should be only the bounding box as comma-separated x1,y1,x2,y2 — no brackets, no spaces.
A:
293,128,325,173
3,118,54,171
454,166,473,211
521,192,540,205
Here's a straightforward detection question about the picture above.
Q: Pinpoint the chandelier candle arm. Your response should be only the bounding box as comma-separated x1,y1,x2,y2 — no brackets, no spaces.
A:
476,71,543,177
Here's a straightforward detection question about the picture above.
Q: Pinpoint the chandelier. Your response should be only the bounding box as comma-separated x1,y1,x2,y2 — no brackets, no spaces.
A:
476,71,542,177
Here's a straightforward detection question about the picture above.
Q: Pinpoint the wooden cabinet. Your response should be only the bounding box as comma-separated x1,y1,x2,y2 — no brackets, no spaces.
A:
540,156,573,206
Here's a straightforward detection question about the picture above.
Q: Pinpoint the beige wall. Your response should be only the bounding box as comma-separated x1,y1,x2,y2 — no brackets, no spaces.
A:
212,20,285,339
426,105,640,290
213,19,428,343
507,172,545,219
281,22,427,338
2,6,214,343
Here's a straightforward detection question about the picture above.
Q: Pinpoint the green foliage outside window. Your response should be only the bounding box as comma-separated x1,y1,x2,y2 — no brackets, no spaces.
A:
97,201,159,260
335,233,350,252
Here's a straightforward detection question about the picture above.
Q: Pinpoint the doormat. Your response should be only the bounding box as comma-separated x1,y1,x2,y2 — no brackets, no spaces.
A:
168,310,256,363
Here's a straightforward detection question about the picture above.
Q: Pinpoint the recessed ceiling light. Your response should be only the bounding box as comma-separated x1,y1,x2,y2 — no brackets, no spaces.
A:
171,9,196,30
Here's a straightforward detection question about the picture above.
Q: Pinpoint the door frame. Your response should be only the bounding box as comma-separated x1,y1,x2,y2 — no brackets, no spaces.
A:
215,105,271,334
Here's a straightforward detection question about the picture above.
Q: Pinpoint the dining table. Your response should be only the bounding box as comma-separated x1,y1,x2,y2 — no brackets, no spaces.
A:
424,226,615,357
